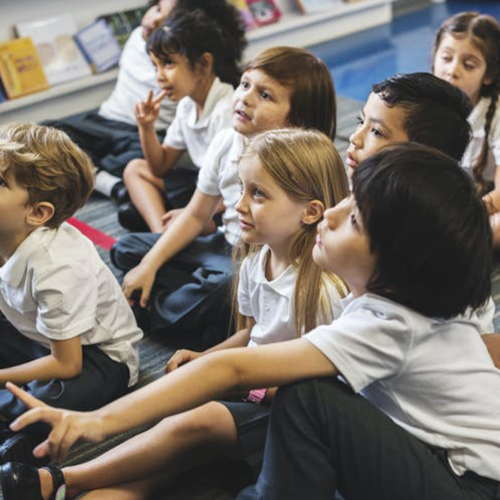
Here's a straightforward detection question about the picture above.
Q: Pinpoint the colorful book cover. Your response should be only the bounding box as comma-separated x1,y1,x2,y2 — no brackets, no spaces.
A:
16,13,92,86
296,0,340,13
228,0,258,31
0,37,49,99
75,19,122,73
98,7,148,49
246,0,281,26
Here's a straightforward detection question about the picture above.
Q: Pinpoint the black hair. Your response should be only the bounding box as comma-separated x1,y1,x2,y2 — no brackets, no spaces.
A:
146,8,242,87
433,12,500,194
372,72,472,161
352,142,491,319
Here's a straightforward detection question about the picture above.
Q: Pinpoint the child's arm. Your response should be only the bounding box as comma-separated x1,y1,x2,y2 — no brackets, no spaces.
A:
122,188,222,307
0,337,82,386
165,318,255,372
483,334,500,369
135,90,184,177
9,337,337,462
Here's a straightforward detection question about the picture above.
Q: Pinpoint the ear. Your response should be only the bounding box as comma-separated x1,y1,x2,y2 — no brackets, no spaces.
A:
197,52,214,74
26,201,55,228
301,200,324,226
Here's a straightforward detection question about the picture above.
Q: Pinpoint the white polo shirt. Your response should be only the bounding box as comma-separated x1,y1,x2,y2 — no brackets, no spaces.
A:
462,97,500,182
197,128,245,245
0,224,142,386
164,77,234,169
305,293,500,481
239,245,345,347
99,27,177,130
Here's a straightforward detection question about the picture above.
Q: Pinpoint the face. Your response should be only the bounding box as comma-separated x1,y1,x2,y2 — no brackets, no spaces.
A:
433,33,490,105
346,93,409,176
141,0,177,40
232,69,292,137
313,196,375,297
236,155,309,254
150,52,200,102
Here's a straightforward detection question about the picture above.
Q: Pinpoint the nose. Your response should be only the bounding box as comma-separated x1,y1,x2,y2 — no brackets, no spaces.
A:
349,128,363,150
448,58,460,79
235,190,248,214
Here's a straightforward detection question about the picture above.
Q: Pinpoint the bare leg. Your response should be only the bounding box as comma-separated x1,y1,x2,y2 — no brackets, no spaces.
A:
124,159,167,233
490,212,500,248
38,402,238,499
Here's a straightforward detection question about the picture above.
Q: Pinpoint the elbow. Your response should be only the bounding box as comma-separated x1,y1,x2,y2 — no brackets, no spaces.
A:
58,359,83,380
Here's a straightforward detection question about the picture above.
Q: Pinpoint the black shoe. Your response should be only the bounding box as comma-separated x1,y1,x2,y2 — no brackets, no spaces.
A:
117,202,149,232
0,434,35,466
0,461,65,500
110,182,129,204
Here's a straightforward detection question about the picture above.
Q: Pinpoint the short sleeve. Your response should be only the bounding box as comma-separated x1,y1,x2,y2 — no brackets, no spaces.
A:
237,256,253,318
164,100,189,151
305,300,412,393
197,130,231,196
34,262,97,339
489,106,500,166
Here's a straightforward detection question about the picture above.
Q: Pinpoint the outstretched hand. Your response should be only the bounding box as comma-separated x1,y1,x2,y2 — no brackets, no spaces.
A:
7,382,106,463
134,90,168,127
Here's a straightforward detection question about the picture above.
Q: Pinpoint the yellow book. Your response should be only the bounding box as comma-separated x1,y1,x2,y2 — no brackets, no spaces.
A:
0,37,49,99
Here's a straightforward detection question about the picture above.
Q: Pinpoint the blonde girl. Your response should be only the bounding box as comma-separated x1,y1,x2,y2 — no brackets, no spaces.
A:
1,128,349,500
433,11,500,245
111,46,338,348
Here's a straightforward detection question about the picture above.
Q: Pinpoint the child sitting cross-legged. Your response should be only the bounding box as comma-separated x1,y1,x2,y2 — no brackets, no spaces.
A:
0,123,142,465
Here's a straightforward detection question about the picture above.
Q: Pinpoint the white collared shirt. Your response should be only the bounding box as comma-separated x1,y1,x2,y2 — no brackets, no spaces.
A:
305,293,500,481
0,224,143,386
164,77,234,168
197,128,245,244
462,96,500,182
239,245,345,347
99,27,177,129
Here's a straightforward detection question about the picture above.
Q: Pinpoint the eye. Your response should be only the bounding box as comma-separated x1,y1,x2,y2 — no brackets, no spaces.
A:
0,177,6,187
356,115,364,127
253,187,265,199
464,61,477,70
260,91,271,100
350,212,359,229
238,181,244,194
371,127,383,138
240,80,250,89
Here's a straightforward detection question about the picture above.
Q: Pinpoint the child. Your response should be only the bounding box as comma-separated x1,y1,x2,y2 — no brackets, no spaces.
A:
0,127,349,500
433,12,500,246
118,8,238,233
46,0,246,199
0,123,143,466
111,46,337,347
4,144,500,500
346,72,472,176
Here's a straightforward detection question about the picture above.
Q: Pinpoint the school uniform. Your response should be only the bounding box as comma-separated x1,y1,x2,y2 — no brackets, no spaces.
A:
221,246,345,477
111,128,244,347
44,27,177,178
161,77,234,209
238,293,500,500
0,224,142,437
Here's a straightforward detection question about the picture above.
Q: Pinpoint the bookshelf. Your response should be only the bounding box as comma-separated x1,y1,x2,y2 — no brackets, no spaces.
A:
0,0,394,124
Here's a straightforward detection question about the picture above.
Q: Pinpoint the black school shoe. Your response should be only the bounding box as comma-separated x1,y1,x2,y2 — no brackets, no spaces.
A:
117,202,150,232
0,462,66,500
0,433,37,466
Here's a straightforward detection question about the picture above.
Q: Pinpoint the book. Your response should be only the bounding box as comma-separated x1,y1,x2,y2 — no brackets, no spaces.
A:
0,37,49,99
75,19,122,73
98,7,148,49
296,0,341,13
246,0,281,26
227,0,258,31
16,14,92,86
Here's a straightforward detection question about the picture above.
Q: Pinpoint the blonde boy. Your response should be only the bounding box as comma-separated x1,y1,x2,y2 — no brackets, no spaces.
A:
0,123,142,464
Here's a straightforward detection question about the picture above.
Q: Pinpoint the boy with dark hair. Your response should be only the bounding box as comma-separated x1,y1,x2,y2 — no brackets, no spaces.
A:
346,72,472,174
0,123,142,464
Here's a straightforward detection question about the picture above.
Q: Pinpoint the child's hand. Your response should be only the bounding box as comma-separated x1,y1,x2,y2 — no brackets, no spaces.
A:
161,208,184,231
6,382,106,463
134,90,168,128
122,262,156,308
165,349,203,373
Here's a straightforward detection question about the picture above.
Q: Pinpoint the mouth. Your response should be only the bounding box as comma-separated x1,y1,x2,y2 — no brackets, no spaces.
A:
239,218,254,230
346,151,358,169
234,109,251,122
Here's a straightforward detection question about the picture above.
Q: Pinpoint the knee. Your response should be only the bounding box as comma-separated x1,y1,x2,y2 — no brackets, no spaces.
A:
124,159,147,184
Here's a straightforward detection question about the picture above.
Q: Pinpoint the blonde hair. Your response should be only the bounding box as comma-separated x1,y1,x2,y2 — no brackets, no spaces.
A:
234,128,350,334
0,123,94,228
244,47,337,140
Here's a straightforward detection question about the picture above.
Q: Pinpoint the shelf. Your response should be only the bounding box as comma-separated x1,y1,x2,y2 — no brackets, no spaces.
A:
0,0,392,124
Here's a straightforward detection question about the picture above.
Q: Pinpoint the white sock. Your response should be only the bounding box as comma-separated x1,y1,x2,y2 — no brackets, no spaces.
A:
94,170,121,197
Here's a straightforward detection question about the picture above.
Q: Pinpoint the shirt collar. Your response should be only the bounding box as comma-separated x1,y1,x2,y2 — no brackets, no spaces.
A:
254,245,296,297
0,226,51,287
229,131,246,164
187,77,231,129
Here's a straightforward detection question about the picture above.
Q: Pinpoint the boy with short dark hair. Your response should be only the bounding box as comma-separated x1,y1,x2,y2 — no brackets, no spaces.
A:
0,123,142,463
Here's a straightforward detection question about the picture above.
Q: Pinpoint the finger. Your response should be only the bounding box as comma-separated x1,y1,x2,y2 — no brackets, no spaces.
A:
140,285,151,309
146,90,154,104
6,382,46,410
10,407,59,432
153,89,168,105
33,439,50,459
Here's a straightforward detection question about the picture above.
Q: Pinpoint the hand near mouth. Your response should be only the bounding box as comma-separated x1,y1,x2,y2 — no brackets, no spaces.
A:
134,89,168,127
